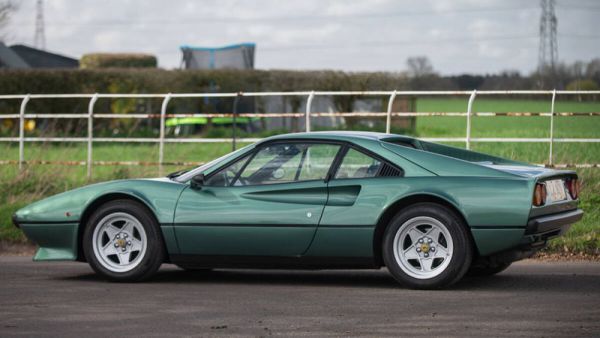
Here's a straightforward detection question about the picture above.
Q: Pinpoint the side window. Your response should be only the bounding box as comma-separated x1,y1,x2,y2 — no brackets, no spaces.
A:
297,144,341,181
234,143,340,186
204,155,249,187
335,148,382,179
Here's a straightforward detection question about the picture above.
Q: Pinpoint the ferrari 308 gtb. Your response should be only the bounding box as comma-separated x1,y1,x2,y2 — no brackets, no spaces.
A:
13,131,583,289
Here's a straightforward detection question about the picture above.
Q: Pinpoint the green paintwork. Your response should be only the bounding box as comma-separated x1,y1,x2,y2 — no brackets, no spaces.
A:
305,227,374,257
160,226,180,255
15,178,187,260
15,178,185,224
174,180,327,255
14,131,581,264
471,229,525,256
19,223,78,260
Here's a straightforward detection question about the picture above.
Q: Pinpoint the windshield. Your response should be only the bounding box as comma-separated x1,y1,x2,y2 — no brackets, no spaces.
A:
173,144,255,182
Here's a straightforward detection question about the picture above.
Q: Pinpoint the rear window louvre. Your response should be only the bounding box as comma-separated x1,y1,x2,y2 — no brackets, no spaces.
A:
378,163,403,177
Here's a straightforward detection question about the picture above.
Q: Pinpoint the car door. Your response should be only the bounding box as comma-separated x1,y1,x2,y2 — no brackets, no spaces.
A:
174,141,342,256
306,146,404,258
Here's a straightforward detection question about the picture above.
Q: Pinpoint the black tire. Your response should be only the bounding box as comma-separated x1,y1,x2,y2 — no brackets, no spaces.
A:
83,199,165,282
382,203,473,289
467,261,512,277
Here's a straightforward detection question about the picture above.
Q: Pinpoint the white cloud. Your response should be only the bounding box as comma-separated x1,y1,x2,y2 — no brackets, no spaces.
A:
4,0,599,74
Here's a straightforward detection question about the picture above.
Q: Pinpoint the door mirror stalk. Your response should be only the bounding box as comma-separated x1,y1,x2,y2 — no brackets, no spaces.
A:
191,174,205,190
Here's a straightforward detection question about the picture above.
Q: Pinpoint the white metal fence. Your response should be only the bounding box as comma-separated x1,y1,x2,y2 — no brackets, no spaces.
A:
0,90,599,177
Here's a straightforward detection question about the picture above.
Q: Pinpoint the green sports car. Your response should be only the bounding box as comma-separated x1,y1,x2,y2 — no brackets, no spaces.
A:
12,131,583,289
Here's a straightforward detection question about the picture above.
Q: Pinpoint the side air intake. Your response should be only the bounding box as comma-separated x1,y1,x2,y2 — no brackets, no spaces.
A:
378,163,403,177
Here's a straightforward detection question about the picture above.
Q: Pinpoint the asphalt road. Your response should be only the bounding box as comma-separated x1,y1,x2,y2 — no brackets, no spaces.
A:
0,257,599,337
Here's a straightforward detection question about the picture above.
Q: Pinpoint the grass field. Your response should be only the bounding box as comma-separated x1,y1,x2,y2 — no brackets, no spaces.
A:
1,97,599,256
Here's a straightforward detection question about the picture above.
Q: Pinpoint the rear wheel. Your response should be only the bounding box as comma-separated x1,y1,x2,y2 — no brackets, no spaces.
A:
382,203,473,289
83,199,165,282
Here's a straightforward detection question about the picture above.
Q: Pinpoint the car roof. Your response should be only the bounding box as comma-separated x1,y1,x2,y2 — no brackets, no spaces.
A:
261,131,414,143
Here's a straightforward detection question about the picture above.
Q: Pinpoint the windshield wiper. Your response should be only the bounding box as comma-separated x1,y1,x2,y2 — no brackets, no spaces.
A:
166,169,189,179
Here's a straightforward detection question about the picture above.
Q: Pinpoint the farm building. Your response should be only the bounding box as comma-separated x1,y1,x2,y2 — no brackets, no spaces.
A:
0,43,78,69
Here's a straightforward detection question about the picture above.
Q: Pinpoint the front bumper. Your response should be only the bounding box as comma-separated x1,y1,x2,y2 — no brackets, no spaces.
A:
13,215,79,261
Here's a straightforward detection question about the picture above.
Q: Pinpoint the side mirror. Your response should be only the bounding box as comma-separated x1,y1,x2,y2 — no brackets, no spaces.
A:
190,174,205,190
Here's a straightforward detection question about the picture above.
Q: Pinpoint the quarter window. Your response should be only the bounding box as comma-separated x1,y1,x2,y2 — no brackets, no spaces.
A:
335,148,382,179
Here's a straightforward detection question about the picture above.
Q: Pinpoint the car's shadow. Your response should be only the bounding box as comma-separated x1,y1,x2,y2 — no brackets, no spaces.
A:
60,265,600,293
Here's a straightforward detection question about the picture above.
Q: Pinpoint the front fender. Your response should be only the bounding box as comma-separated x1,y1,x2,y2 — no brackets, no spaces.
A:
14,178,187,261
15,178,186,225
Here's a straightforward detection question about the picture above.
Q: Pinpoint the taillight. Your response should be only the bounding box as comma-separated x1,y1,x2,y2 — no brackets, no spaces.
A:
565,178,581,200
533,183,547,206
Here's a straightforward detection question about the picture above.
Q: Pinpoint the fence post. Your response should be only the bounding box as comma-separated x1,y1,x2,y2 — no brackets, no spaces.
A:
386,90,397,134
549,89,556,166
87,93,98,179
305,91,315,132
18,94,30,171
232,93,240,151
466,90,477,150
159,93,171,176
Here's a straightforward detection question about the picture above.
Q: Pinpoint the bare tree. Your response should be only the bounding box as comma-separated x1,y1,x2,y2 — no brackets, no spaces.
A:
406,56,435,78
0,1,15,42
586,58,600,81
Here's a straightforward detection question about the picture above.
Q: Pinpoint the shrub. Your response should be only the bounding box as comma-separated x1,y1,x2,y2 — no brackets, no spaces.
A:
566,79,599,91
80,53,158,69
0,68,416,96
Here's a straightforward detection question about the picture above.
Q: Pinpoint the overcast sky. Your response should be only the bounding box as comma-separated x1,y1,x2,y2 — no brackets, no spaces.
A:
4,0,600,75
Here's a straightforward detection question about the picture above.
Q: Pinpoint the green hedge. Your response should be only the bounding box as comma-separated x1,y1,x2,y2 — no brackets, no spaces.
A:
0,69,437,137
0,68,427,94
80,53,158,69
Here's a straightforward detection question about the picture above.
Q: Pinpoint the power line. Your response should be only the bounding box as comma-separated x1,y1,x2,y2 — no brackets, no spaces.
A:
67,32,600,56
556,4,600,11
124,35,541,56
13,6,540,27
260,35,540,52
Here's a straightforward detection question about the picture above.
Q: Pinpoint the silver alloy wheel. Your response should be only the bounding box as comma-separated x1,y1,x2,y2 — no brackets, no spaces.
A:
92,212,147,273
393,216,454,279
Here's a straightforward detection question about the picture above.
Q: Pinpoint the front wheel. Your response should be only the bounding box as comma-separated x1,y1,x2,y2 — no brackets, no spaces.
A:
382,203,473,289
83,199,165,282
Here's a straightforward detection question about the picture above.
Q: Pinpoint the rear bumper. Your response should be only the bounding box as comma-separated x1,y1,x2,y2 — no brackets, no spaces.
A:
525,209,583,235
472,208,583,258
518,208,583,252
475,209,583,265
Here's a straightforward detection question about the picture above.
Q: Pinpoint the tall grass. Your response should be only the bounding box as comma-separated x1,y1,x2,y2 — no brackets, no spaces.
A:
1,97,599,255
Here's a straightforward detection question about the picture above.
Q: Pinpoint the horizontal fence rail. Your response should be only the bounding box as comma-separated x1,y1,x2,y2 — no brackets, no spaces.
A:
0,90,599,177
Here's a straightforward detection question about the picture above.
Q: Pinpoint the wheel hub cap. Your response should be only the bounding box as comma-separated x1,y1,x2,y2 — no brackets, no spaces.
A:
92,212,147,273
116,238,127,248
